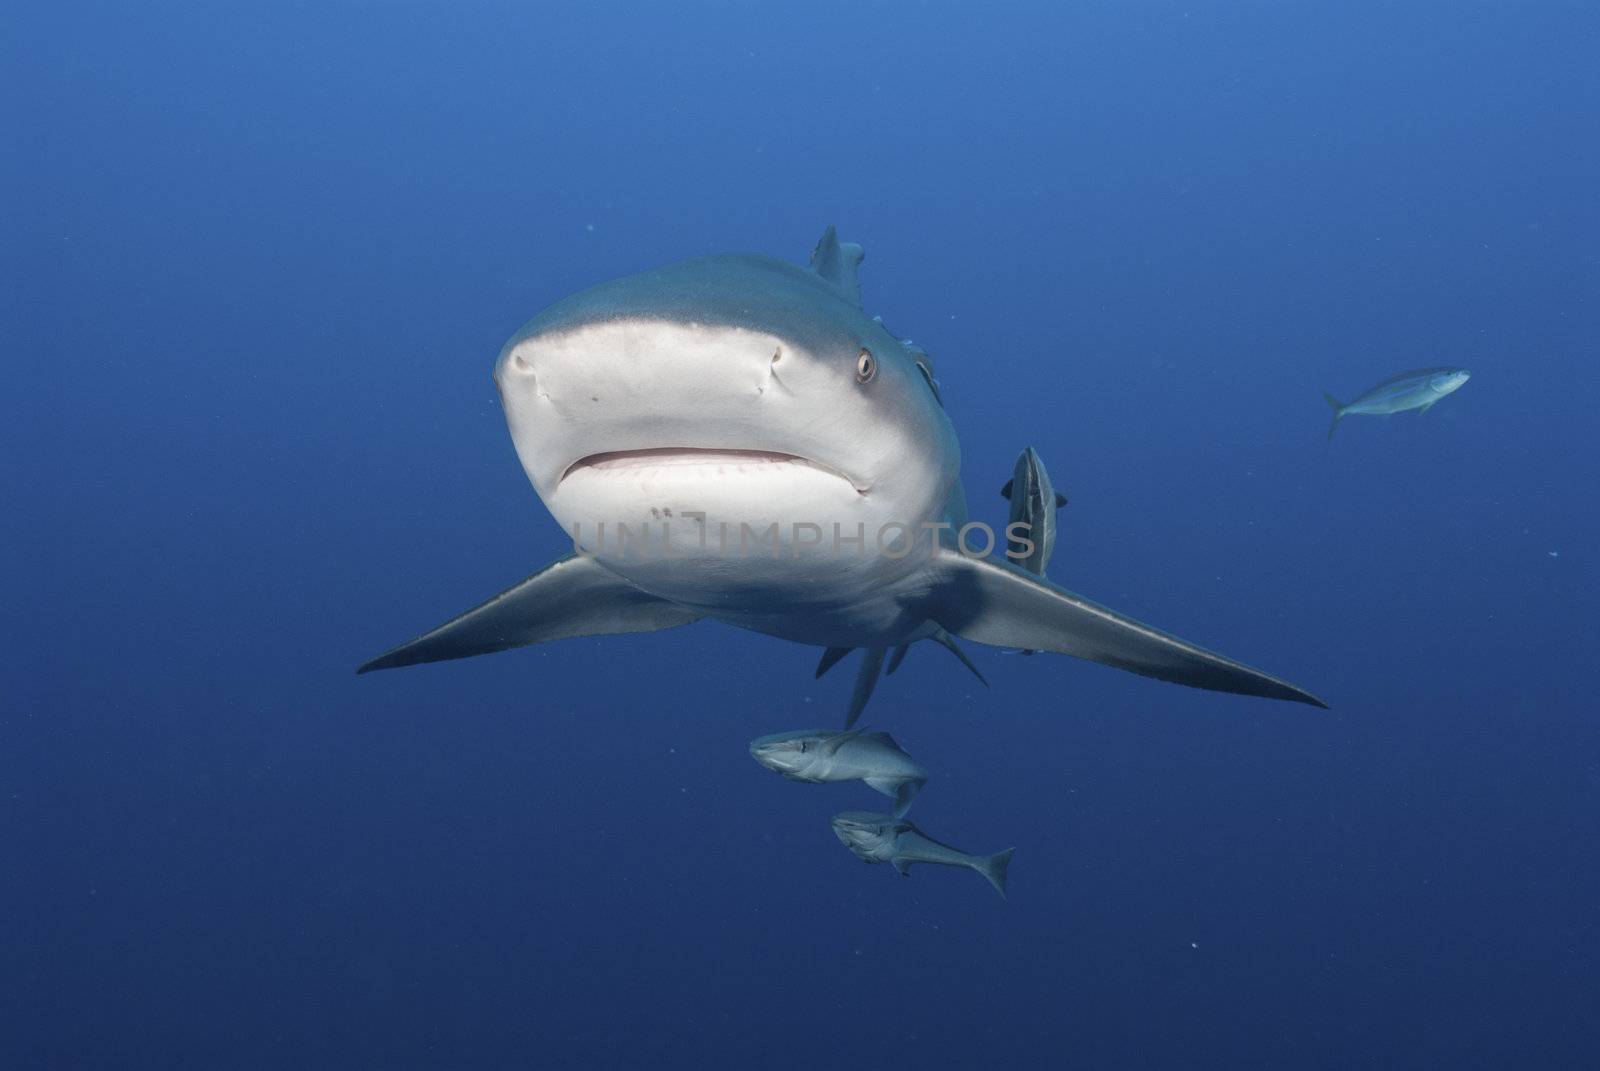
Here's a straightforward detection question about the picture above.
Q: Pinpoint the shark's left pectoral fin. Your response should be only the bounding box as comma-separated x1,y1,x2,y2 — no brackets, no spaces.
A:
927,551,1326,707
358,554,701,673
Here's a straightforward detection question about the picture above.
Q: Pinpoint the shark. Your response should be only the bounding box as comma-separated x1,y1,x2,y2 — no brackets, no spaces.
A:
359,227,1325,714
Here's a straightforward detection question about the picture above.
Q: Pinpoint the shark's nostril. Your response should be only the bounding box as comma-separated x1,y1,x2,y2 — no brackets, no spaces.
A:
766,346,794,397
512,353,532,373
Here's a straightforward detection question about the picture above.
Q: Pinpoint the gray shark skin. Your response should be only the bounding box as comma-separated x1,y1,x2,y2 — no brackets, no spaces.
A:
750,728,927,817
359,228,1325,711
831,810,1014,898
1323,368,1470,440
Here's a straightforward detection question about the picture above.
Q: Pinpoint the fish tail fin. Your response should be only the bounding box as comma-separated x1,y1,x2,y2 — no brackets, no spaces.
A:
1322,391,1345,441
979,848,1015,899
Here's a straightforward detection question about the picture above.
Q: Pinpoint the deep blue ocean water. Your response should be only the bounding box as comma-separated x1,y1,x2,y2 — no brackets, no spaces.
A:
6,3,1598,1066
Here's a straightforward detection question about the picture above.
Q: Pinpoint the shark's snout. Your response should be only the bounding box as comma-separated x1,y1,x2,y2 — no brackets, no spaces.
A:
496,318,871,501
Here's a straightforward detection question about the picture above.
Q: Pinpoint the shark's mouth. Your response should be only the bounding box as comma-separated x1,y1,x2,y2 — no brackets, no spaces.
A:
560,448,866,494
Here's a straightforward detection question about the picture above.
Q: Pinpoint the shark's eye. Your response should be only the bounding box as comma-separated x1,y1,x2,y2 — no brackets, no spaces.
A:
799,741,810,753
856,349,876,383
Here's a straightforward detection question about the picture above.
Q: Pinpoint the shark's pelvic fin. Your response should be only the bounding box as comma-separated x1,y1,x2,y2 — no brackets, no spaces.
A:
928,550,1326,707
815,646,853,679
932,628,989,687
845,647,887,729
809,225,865,307
884,629,983,685
357,554,701,673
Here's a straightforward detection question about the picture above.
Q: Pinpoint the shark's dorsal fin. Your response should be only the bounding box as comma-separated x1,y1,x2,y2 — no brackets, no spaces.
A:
809,225,865,307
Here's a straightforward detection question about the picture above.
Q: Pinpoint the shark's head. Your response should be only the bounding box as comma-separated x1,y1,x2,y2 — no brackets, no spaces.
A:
1428,369,1471,395
748,729,831,778
830,810,905,861
493,251,959,606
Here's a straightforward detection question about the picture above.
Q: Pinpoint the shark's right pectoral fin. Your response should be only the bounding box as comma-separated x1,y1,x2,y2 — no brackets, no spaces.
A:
358,554,701,673
928,550,1326,707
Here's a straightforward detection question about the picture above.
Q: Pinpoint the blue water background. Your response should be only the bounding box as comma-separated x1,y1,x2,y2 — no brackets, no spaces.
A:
6,3,1598,1066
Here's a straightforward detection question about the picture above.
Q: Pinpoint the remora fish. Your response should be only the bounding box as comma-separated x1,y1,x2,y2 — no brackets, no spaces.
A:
1000,447,1066,654
1000,446,1066,576
1323,367,1471,440
750,728,927,817
360,227,1324,712
831,810,1014,898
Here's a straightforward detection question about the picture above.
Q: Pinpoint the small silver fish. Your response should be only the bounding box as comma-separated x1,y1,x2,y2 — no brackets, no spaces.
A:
1323,368,1471,440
